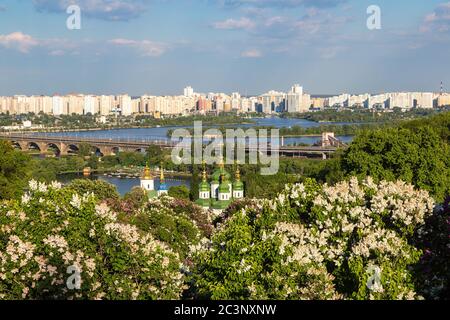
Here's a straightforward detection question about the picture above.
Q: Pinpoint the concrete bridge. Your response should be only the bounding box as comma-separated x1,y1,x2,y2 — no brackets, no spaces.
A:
0,132,347,159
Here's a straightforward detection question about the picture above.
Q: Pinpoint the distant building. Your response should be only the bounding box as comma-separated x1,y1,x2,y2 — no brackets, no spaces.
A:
437,94,450,107
347,94,370,108
157,166,169,197
326,94,350,108
52,96,65,115
118,94,132,116
386,93,412,109
196,161,244,213
184,86,194,98
140,164,169,199
261,90,285,114
311,98,325,109
286,84,311,113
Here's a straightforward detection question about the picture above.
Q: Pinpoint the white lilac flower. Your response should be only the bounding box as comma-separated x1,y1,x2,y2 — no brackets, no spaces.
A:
70,194,82,209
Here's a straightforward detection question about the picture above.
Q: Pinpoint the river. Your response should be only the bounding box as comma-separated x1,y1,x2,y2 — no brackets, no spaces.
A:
58,173,191,196
41,117,355,146
52,117,356,193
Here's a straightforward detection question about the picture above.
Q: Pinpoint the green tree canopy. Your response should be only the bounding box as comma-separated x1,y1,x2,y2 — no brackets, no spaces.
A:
340,126,450,202
168,185,190,200
64,179,120,201
0,141,31,200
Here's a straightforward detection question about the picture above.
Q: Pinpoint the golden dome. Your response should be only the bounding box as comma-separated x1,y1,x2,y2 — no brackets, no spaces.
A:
160,162,165,183
142,164,153,180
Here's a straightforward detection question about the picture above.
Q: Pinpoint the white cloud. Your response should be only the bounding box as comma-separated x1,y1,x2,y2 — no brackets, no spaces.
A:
216,0,347,9
49,50,66,56
317,46,345,59
32,0,148,21
241,49,262,57
109,38,168,57
421,2,450,33
0,32,39,53
213,17,255,30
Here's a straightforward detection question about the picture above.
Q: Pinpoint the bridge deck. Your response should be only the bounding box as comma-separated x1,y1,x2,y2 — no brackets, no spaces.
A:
0,133,342,155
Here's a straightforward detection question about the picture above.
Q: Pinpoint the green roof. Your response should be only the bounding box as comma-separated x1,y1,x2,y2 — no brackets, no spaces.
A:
195,198,211,208
233,181,244,191
211,199,232,210
219,183,231,193
199,181,210,191
212,169,231,182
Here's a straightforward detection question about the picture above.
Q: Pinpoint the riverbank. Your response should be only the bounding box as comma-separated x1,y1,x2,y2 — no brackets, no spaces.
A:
59,167,192,178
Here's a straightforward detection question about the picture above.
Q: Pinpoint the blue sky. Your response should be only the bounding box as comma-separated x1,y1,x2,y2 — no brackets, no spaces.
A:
0,0,449,96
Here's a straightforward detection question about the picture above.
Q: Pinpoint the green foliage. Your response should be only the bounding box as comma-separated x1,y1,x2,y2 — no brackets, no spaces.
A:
190,178,435,300
340,126,450,202
0,141,31,200
130,197,211,258
283,108,442,123
190,166,200,201
413,196,450,300
0,181,184,299
117,152,146,167
146,145,165,166
78,143,93,157
64,179,120,201
168,185,190,200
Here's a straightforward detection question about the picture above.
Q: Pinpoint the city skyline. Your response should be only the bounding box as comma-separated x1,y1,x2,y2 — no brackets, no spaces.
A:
1,0,450,95
2,84,449,118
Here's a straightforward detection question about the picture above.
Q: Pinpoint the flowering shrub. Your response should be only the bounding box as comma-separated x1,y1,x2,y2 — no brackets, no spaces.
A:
413,196,450,300
130,196,212,259
0,180,184,300
190,177,435,300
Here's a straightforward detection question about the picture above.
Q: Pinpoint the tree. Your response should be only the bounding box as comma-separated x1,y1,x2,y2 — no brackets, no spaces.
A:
130,197,207,258
118,152,145,167
0,141,31,200
168,185,190,200
340,126,450,202
146,145,164,166
190,165,200,201
190,178,436,300
0,181,184,299
78,143,93,157
64,179,120,201
123,186,148,211
87,155,99,170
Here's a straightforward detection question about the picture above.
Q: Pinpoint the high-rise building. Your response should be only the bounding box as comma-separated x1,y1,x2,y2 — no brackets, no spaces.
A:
118,94,132,116
84,95,98,115
368,94,388,109
99,95,114,115
261,90,285,114
311,98,325,109
437,94,450,107
411,92,433,109
386,92,412,109
52,96,65,115
287,85,310,113
326,94,350,108
347,94,370,107
184,86,194,98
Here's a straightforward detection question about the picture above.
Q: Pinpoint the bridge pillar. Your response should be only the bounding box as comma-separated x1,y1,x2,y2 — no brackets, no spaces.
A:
17,141,28,151
99,146,113,157
37,142,48,155
59,143,69,156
